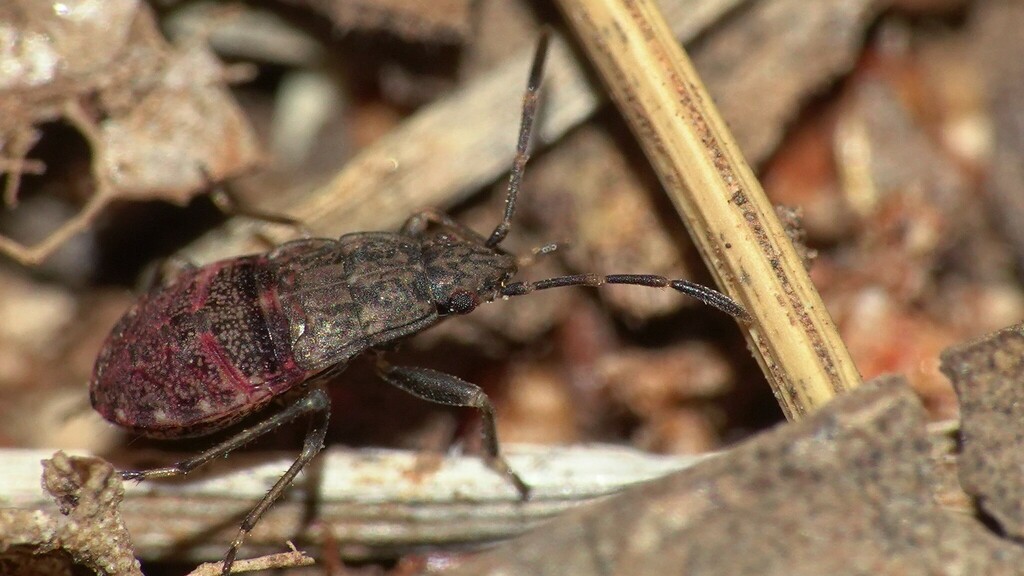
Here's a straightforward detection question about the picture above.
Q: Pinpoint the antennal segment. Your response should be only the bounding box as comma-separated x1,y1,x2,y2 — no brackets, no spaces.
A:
485,31,550,248
501,272,750,321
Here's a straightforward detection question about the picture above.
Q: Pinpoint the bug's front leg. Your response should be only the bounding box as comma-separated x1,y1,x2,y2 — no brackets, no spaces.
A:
375,360,530,499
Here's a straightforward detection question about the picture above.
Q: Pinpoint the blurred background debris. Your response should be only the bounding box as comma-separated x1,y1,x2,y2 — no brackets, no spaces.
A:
3,0,1024,573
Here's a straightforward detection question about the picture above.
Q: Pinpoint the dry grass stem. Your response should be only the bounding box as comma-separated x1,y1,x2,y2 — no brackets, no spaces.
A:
554,0,863,419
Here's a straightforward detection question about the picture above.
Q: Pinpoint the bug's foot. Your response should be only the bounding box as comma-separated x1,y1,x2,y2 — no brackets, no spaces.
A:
220,533,245,575
120,470,145,482
509,471,532,502
220,551,236,576
489,456,532,501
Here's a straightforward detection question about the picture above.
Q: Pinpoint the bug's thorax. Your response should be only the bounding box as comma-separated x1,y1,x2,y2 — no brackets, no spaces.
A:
420,232,517,315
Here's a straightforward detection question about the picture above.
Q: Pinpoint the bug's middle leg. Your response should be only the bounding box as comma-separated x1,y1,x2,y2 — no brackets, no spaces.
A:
375,360,530,499
400,208,487,244
121,387,329,482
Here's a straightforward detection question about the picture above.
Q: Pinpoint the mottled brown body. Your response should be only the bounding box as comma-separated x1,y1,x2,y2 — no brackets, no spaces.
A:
90,230,514,438
271,233,438,372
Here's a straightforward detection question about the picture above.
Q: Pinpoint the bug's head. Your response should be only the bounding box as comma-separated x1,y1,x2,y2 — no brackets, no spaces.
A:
419,33,548,317
421,232,517,315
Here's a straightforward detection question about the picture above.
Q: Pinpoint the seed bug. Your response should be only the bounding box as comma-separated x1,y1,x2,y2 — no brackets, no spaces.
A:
89,33,747,574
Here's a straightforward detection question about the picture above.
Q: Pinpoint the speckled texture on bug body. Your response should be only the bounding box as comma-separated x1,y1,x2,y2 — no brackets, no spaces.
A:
88,231,487,440
90,256,304,438
270,232,439,372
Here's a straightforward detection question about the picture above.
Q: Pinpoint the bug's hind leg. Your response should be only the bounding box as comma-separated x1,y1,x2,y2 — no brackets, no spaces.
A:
209,187,312,237
375,360,530,499
119,388,331,575
137,186,311,293
120,388,330,483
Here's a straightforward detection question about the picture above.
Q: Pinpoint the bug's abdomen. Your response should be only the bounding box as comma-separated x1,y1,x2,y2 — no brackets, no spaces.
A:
271,233,438,372
90,257,305,438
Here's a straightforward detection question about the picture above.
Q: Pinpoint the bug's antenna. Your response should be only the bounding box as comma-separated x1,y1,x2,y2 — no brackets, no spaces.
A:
486,31,550,248
501,273,750,321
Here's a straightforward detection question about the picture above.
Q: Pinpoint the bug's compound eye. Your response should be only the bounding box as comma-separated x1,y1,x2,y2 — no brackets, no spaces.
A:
441,289,479,315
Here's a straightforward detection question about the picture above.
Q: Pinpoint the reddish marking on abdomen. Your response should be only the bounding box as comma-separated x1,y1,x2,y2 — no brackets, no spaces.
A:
199,332,255,395
256,271,303,378
190,264,224,312
258,281,284,346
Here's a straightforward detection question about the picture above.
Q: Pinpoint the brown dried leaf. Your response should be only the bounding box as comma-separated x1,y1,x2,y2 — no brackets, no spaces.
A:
292,0,475,43
100,43,261,201
596,343,733,413
0,1,259,265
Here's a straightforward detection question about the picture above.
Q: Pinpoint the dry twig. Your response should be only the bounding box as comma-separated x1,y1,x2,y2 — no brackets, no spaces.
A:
4,445,708,562
0,452,141,576
553,0,863,418
185,549,313,576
